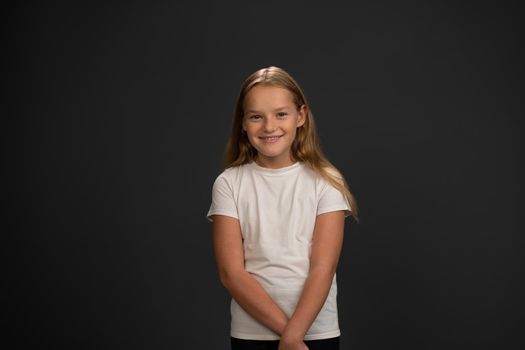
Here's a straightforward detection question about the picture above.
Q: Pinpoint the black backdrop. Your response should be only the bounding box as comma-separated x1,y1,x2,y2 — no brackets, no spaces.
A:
5,1,524,349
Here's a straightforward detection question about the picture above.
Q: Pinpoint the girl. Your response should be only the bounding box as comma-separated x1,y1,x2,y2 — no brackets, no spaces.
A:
206,66,359,350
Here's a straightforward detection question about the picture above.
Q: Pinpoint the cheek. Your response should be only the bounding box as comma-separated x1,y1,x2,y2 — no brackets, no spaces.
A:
244,124,254,134
286,121,299,135
244,128,258,140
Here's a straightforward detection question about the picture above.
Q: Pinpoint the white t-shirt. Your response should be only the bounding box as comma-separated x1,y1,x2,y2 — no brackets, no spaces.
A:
206,160,352,341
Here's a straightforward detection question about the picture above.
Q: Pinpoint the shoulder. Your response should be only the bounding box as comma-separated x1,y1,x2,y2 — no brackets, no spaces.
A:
211,163,250,186
305,165,347,199
320,165,346,188
298,163,337,187
297,161,319,179
293,163,335,200
323,165,344,181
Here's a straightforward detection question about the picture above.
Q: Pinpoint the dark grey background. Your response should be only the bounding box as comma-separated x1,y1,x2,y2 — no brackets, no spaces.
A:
4,1,524,349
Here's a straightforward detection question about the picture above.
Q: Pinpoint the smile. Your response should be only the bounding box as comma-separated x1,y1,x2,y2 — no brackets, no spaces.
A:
259,135,283,143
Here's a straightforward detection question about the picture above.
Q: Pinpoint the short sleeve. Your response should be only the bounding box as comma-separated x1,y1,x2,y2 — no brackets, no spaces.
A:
206,174,239,222
317,180,352,218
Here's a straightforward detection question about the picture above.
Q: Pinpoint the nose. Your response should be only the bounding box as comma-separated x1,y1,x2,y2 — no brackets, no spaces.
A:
263,118,276,132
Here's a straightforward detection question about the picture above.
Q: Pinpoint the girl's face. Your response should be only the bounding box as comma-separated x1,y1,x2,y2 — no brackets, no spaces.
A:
242,85,306,168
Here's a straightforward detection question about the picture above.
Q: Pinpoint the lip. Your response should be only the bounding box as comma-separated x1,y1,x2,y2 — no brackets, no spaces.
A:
259,135,283,143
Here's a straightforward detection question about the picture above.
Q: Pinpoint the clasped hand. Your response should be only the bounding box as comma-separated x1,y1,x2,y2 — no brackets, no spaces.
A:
278,334,309,350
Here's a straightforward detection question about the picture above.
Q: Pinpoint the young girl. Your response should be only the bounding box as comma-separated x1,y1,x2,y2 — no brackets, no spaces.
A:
206,66,359,350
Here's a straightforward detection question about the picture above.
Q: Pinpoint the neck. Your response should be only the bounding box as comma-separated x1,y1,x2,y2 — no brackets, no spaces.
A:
254,155,296,169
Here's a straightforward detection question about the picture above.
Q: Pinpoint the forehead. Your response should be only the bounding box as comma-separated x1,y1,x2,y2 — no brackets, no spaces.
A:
244,85,295,110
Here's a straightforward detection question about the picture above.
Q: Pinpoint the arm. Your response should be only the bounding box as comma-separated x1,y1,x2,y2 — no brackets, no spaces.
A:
211,214,290,336
279,210,346,347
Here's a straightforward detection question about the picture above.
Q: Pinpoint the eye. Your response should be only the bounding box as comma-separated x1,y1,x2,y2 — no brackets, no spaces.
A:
248,114,262,120
277,112,288,118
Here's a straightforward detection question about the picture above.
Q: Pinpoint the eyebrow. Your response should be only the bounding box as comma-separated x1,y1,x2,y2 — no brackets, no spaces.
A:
245,107,290,114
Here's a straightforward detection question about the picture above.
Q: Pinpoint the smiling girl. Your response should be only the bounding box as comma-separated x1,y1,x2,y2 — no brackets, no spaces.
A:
207,66,359,350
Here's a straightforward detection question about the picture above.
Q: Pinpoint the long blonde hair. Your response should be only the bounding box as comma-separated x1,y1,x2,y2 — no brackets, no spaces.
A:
222,66,359,222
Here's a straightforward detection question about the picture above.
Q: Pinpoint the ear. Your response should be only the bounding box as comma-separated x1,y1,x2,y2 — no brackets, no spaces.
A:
297,104,307,127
